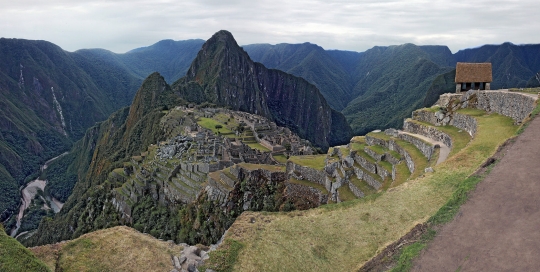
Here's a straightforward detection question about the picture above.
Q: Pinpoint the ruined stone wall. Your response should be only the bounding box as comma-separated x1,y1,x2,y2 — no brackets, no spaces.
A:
412,109,477,138
364,147,384,162
348,182,365,198
353,166,382,190
353,152,377,174
388,140,415,174
365,135,388,148
286,161,326,185
452,113,477,137
437,90,537,123
398,133,434,161
403,119,452,148
471,91,536,123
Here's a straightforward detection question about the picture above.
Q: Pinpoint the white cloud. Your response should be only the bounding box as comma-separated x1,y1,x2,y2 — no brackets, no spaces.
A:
0,0,539,53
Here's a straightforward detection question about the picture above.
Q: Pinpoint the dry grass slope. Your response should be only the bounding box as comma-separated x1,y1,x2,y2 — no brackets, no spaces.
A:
30,226,183,272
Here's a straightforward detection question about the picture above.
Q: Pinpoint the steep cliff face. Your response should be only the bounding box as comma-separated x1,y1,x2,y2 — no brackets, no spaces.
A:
173,30,352,150
26,73,182,246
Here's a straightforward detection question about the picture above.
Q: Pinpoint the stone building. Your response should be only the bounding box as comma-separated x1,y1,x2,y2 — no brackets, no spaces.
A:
455,62,492,93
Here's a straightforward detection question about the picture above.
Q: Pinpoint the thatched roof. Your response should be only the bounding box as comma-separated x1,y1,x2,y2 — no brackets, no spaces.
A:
455,62,492,83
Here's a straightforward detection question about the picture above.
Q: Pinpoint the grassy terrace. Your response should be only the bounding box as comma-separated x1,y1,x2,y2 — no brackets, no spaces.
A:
349,175,376,196
272,154,288,164
197,117,235,137
367,131,431,180
406,118,471,158
208,171,233,191
288,177,328,194
289,155,327,170
205,111,517,272
337,186,357,202
366,144,386,155
246,142,271,152
236,163,285,172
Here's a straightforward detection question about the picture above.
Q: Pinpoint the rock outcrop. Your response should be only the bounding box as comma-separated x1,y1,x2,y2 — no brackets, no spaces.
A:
172,30,352,150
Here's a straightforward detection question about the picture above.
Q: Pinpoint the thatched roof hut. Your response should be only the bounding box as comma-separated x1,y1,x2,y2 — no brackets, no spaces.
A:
455,62,492,92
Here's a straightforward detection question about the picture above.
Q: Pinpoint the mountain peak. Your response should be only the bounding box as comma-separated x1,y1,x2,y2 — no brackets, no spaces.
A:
174,31,352,149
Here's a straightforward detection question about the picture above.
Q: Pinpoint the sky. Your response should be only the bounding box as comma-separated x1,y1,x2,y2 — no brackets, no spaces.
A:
1,0,539,53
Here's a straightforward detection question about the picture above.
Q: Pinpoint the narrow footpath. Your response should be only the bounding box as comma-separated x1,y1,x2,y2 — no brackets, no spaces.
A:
412,115,540,271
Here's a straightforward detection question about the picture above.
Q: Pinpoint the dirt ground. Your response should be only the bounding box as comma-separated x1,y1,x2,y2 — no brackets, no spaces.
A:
412,115,540,271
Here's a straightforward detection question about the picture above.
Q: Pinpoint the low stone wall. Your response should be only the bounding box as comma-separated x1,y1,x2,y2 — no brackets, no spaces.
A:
220,172,236,188
398,133,434,161
348,182,365,198
384,152,401,165
403,119,452,148
353,152,377,174
452,113,477,137
364,147,384,162
412,109,478,137
473,90,536,123
354,166,382,190
388,140,415,174
376,164,390,180
286,161,326,185
366,135,388,148
437,90,537,123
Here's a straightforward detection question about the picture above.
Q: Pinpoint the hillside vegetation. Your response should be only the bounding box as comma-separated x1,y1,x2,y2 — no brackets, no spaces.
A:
0,224,50,272
30,226,183,272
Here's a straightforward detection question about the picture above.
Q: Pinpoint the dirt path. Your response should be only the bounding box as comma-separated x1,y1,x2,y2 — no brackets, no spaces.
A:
399,131,450,165
412,115,540,271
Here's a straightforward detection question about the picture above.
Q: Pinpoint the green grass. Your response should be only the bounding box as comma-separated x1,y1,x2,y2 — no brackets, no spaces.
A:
350,142,366,152
200,239,244,272
409,119,471,158
379,161,393,175
392,162,412,188
289,155,327,170
337,186,358,201
197,117,234,136
213,111,517,272
236,163,285,172
349,175,376,196
366,144,386,155
387,149,402,160
246,142,271,152
272,154,288,164
0,224,51,272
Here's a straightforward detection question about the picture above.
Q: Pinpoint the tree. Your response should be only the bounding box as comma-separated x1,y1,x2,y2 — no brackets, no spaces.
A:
215,124,223,133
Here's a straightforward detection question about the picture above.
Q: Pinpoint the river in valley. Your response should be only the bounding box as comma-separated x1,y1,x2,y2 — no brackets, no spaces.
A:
10,152,68,237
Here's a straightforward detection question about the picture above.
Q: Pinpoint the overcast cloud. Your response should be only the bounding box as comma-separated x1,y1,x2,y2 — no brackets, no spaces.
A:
1,0,539,53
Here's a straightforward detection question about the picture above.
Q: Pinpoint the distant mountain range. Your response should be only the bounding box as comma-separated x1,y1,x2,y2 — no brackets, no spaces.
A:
1,33,540,228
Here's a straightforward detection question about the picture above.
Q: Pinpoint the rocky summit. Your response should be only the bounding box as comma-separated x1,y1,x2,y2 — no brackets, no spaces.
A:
172,30,352,151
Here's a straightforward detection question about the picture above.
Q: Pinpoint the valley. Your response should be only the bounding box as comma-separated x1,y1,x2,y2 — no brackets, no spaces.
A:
10,152,67,238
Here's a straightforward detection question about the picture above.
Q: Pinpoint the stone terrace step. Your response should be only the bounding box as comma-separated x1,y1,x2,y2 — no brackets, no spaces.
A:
403,119,453,149
366,132,429,181
170,177,199,196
